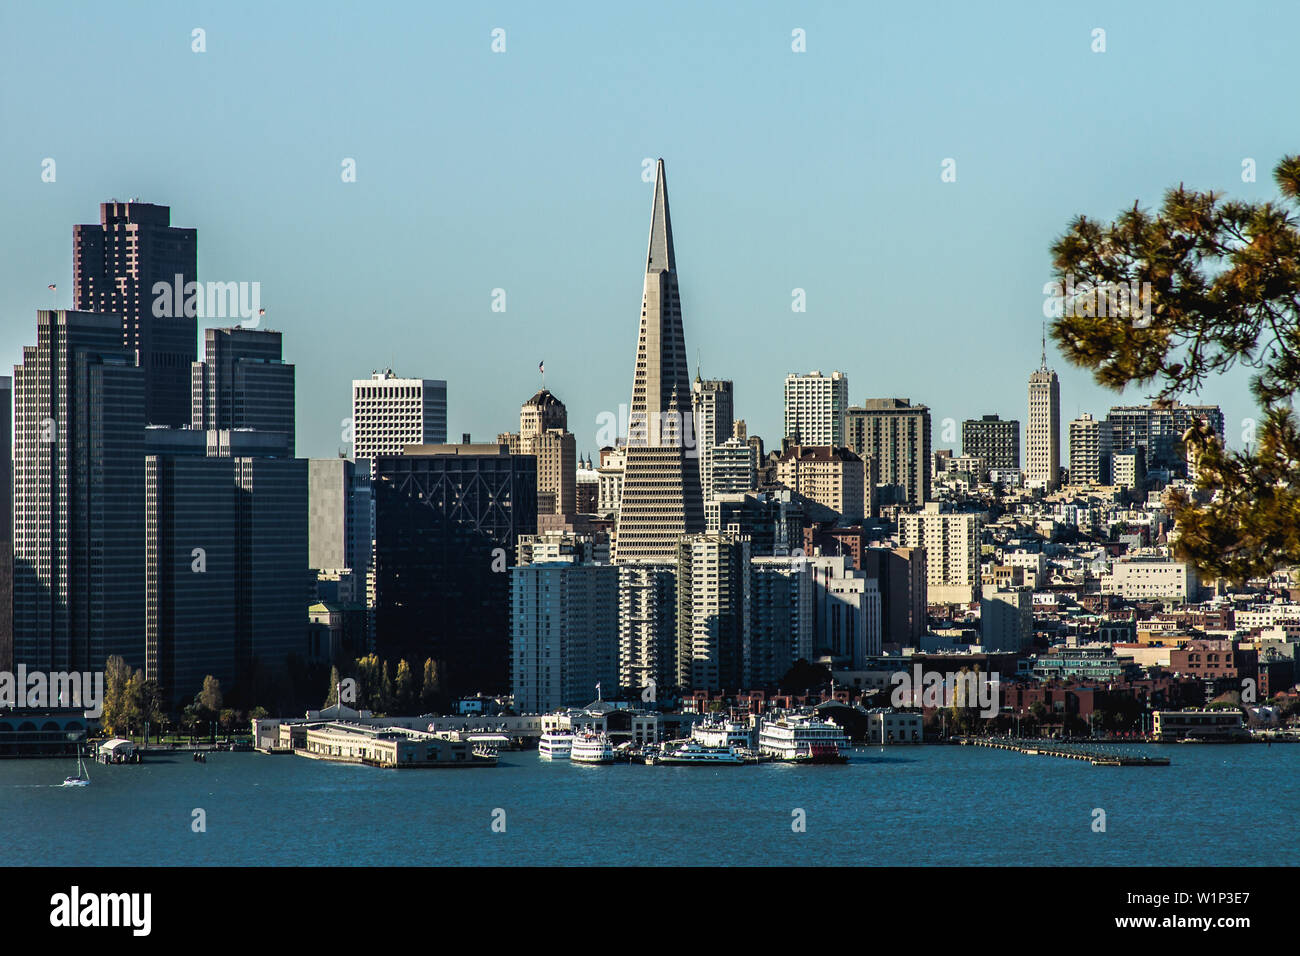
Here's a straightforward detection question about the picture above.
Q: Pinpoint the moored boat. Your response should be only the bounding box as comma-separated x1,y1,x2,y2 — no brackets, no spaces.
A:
653,740,746,766
570,732,616,765
538,731,574,759
758,713,850,764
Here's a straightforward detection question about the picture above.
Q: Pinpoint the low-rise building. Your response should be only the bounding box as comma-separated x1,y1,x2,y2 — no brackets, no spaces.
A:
1152,708,1247,742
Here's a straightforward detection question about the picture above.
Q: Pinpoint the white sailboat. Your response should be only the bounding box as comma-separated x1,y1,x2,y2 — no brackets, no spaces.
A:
61,749,90,787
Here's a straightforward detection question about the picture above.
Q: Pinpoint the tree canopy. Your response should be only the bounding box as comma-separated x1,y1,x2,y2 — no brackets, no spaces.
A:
1050,154,1300,581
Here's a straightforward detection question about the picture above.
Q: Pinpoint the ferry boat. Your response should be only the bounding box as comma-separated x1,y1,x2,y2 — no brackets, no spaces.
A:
537,731,574,760
758,713,850,764
690,718,754,751
652,741,746,766
569,732,616,765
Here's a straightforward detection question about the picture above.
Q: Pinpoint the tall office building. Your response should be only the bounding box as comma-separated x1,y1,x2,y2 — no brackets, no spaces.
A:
784,371,848,447
73,201,197,427
510,562,619,712
675,533,750,692
372,443,537,696
617,563,677,695
1105,401,1225,475
192,327,296,454
144,456,236,705
1026,343,1061,490
1068,413,1112,485
845,399,931,506
143,454,307,707
13,311,146,673
613,159,705,562
962,414,1020,471
899,504,982,605
809,555,880,668
308,458,373,573
503,389,576,516
692,377,734,502
0,377,11,672
859,546,927,648
351,370,448,462
749,556,813,687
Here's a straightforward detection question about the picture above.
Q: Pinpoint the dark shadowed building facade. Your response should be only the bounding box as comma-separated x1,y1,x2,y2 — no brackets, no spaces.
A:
0,377,11,672
13,311,145,674
372,443,536,698
144,430,307,709
73,201,197,427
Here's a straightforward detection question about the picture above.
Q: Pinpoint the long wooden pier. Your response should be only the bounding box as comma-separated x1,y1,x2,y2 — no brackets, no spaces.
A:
955,736,1170,766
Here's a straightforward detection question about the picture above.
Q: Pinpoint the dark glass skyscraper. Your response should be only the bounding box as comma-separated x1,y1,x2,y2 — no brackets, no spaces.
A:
143,450,306,709
0,376,12,672
192,327,296,455
13,311,146,673
372,443,537,696
73,201,197,427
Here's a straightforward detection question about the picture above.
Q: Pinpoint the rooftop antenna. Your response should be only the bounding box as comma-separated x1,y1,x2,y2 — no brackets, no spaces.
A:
1041,323,1048,369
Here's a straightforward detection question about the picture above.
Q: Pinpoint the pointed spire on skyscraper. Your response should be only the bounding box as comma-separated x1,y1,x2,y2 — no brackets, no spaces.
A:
615,157,704,561
646,158,675,274
1041,322,1048,370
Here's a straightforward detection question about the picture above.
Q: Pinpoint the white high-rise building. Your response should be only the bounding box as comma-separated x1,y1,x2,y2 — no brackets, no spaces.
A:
710,437,758,496
676,534,751,692
351,370,447,462
510,562,619,713
899,503,982,605
692,378,734,502
784,371,848,447
808,555,881,667
1026,342,1061,490
1068,413,1112,485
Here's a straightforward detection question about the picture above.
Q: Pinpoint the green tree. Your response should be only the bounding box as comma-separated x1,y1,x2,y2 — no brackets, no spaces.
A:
136,679,165,736
1050,154,1300,581
394,659,414,714
199,675,223,716
420,658,441,713
379,661,394,714
101,656,133,736
122,669,144,737
354,654,381,710
195,675,223,740
322,665,342,709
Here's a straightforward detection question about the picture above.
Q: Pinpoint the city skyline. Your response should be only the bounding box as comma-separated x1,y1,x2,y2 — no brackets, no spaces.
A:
1,2,1281,463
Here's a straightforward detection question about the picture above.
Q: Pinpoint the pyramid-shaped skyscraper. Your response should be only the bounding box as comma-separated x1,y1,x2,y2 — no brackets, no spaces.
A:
612,159,704,562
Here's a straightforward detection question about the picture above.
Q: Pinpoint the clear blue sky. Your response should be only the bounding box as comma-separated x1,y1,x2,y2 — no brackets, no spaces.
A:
2,0,1292,461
